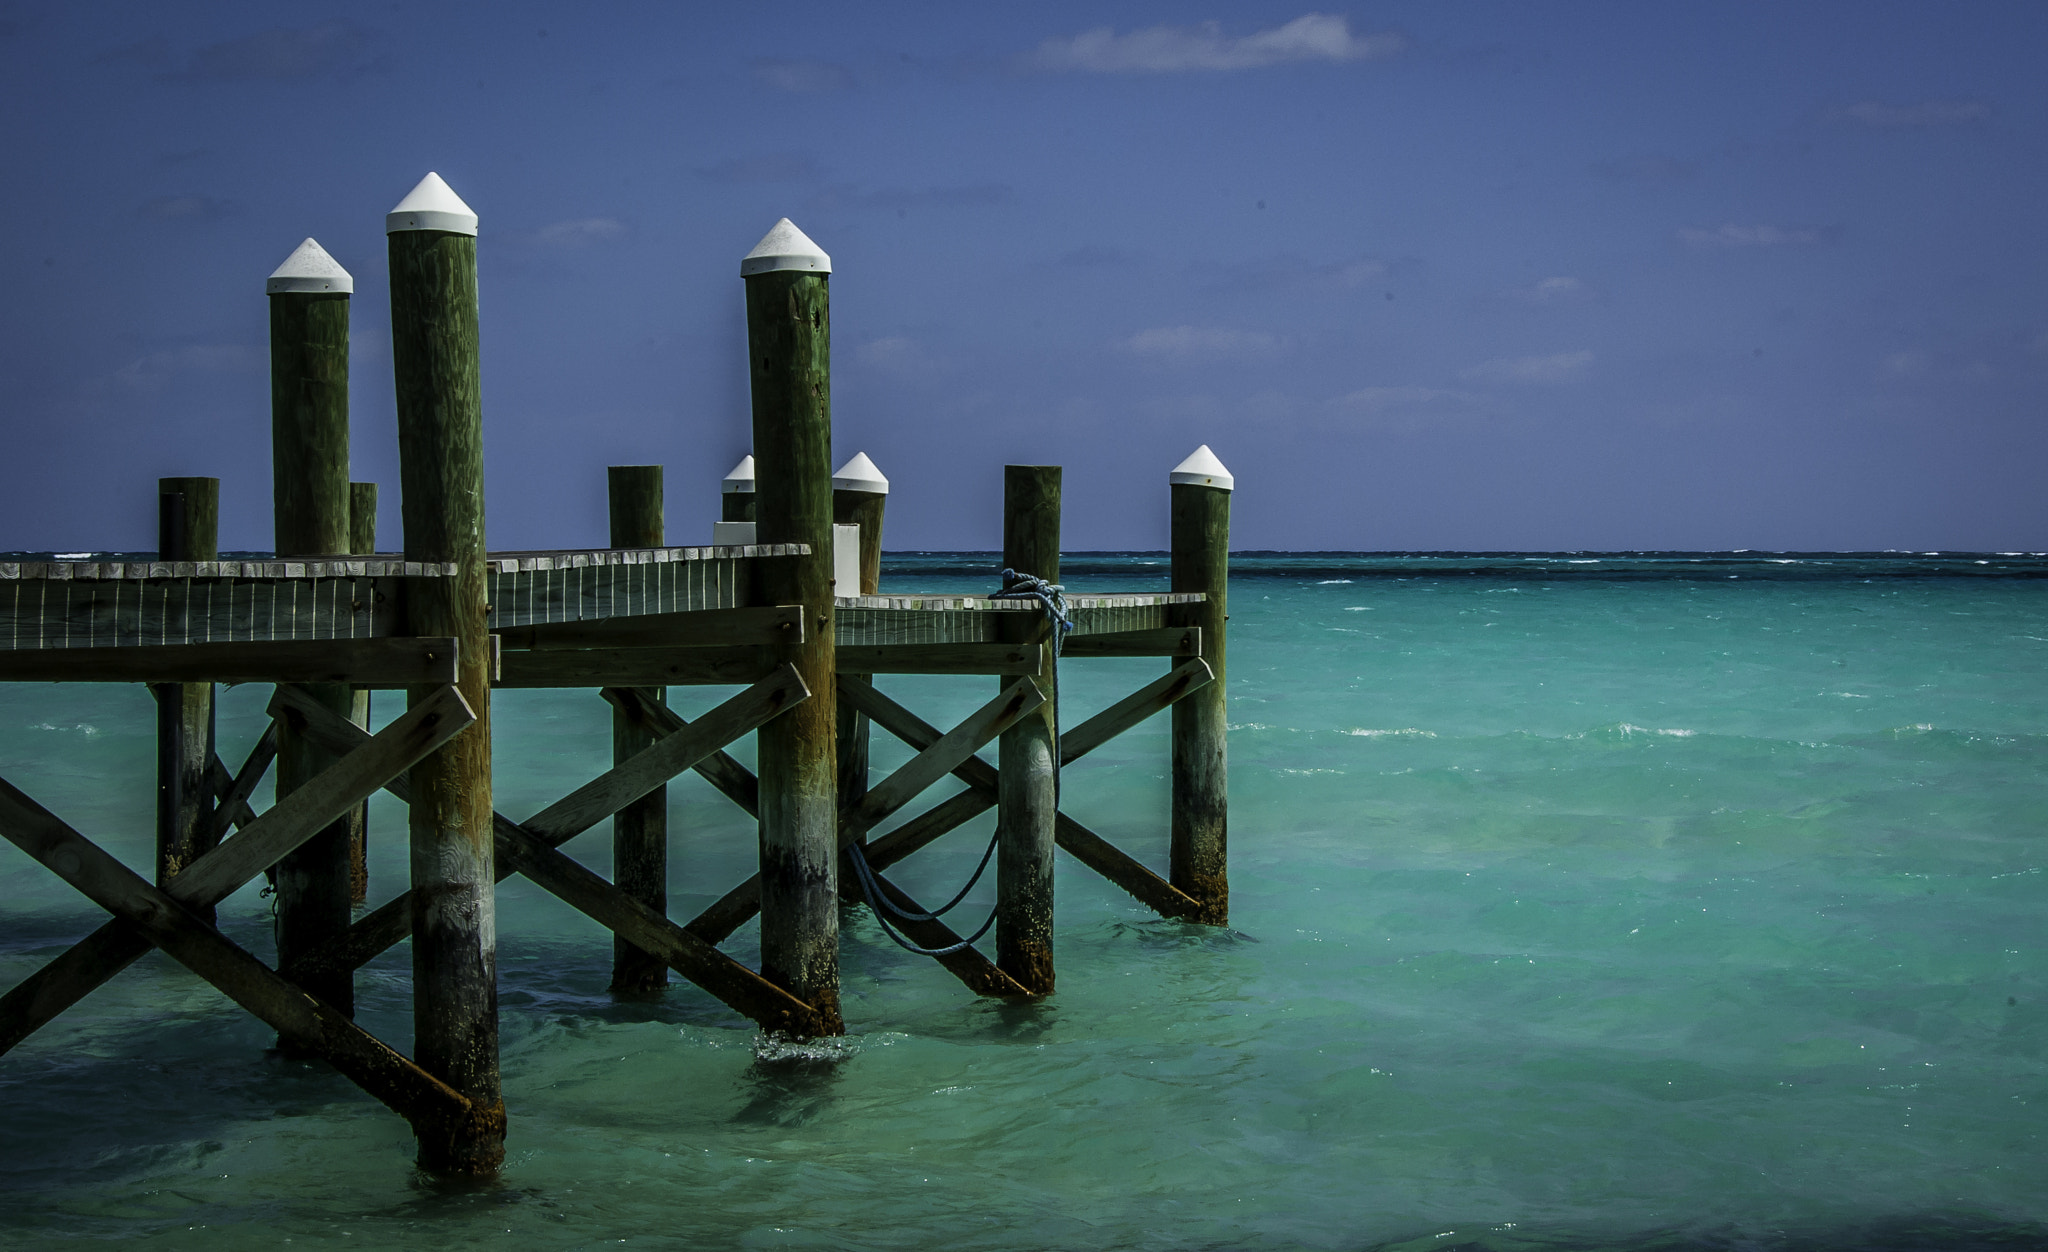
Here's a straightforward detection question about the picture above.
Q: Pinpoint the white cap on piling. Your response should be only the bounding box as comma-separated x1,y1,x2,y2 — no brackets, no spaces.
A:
741,218,831,276
722,455,756,493
832,451,889,495
266,237,353,294
1169,444,1234,491
386,171,478,236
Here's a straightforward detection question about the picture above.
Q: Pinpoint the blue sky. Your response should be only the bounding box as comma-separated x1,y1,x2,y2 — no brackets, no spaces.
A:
2,3,2044,552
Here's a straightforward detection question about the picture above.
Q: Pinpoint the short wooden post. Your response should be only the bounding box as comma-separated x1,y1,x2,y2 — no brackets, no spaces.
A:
346,481,377,905
154,477,218,916
998,465,1059,993
267,238,357,1017
387,172,503,1173
721,455,756,522
607,464,668,994
1168,446,1232,925
743,218,841,1033
831,453,888,813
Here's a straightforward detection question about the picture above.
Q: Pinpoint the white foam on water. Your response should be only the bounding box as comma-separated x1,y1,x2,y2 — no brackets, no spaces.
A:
1345,727,1437,738
1316,579,1353,584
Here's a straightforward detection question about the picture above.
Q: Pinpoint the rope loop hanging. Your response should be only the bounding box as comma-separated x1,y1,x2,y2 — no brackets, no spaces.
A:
991,567,1072,656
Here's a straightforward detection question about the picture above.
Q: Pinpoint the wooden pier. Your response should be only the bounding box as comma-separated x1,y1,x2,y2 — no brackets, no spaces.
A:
0,178,1233,1177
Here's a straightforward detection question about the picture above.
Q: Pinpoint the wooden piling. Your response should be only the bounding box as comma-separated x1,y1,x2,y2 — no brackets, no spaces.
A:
153,478,218,916
347,481,377,906
267,238,356,1017
387,172,503,1172
607,465,668,994
998,465,1060,993
1168,446,1232,925
742,219,841,1033
831,454,887,820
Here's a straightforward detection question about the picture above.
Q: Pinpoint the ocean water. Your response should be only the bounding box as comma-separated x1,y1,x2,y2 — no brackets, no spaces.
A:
1,553,2044,1250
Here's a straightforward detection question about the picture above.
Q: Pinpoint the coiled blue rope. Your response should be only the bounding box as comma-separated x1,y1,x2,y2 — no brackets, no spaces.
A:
990,568,1073,656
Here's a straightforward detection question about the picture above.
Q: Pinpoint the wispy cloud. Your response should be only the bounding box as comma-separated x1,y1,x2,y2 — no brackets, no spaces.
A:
529,217,628,248
1676,223,1831,249
1464,350,1593,385
1029,13,1403,74
1121,326,1282,360
92,344,263,396
1880,350,1930,379
106,23,382,83
139,194,231,222
1502,276,1590,304
1200,254,1385,293
754,58,851,92
696,154,818,184
1835,99,1988,127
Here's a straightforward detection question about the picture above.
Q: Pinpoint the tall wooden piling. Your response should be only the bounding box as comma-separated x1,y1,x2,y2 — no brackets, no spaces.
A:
154,477,218,915
346,481,377,905
832,453,888,812
266,238,357,1016
721,456,756,522
387,172,503,1172
1168,446,1232,925
742,218,841,1033
998,465,1060,992
607,465,668,994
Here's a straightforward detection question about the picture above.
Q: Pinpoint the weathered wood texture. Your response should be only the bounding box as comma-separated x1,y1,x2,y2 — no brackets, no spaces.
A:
687,678,1045,948
1059,626,1201,658
152,480,218,909
347,481,377,905
495,645,779,689
496,605,800,651
277,668,813,1032
833,643,1043,675
0,686,472,1062
835,594,1200,646
607,465,667,994
602,687,760,816
0,638,458,686
746,266,841,1033
0,574,404,650
831,487,882,836
270,290,358,1024
1171,482,1230,925
389,223,501,1174
998,465,1060,994
0,777,470,1129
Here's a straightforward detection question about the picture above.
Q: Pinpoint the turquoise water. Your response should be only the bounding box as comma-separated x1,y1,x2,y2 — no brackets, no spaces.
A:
2,554,2044,1249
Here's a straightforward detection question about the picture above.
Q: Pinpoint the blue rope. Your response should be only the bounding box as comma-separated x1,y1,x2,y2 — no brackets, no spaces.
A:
991,568,1073,656
846,836,999,956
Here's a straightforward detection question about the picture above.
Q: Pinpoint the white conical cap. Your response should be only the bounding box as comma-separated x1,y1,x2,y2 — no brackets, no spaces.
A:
722,454,756,493
832,451,889,494
1169,444,1234,491
266,237,353,294
386,171,478,235
741,218,831,276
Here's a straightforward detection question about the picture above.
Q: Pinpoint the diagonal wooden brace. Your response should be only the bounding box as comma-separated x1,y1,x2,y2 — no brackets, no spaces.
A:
0,780,470,1127
853,867,1030,997
290,665,808,978
205,722,280,842
686,678,1047,946
0,686,475,1057
601,687,760,818
843,661,1214,920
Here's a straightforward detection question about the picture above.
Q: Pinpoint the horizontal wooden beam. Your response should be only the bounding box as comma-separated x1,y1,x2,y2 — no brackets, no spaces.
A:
495,644,778,688
1059,626,1201,659
0,637,460,687
495,604,802,651
835,643,1044,675
0,778,470,1127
